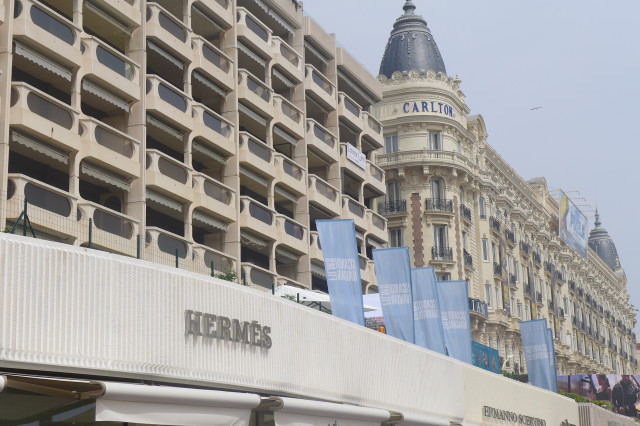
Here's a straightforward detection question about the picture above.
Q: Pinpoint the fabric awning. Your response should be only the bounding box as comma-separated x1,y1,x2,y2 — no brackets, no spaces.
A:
148,40,183,70
273,126,298,146
270,396,391,426
237,42,266,67
14,42,72,81
337,69,377,106
239,166,268,187
272,68,295,88
146,189,182,212
240,231,269,250
192,140,226,164
82,80,130,111
274,185,297,203
310,262,326,279
275,247,299,263
192,4,223,31
193,210,228,231
305,42,329,65
11,131,68,165
0,375,261,426
238,103,267,126
81,162,130,191
85,1,132,35
193,71,227,97
400,413,452,426
147,114,184,140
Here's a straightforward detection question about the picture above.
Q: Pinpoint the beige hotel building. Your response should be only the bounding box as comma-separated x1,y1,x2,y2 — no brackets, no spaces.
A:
374,1,637,375
0,0,387,292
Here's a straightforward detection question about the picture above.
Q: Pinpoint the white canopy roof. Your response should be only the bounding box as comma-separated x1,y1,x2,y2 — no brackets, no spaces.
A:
274,285,379,312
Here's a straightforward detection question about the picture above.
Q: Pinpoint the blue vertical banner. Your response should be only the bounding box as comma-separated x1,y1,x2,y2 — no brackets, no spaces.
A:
372,247,414,342
521,319,556,391
316,219,364,326
546,328,559,392
436,280,472,363
411,267,446,354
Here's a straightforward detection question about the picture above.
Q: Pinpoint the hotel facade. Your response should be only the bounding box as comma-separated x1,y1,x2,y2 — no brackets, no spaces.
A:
374,1,637,376
0,0,638,425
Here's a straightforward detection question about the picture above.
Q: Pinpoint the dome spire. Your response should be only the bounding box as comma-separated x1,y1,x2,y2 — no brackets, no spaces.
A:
403,0,417,16
594,207,601,228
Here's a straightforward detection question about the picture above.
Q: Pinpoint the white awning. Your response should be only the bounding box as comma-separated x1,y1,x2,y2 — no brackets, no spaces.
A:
274,185,297,203
273,126,298,146
274,286,379,313
14,42,72,81
85,1,132,35
400,413,452,426
192,140,226,164
96,382,260,426
146,189,182,212
192,4,223,31
193,210,228,231
193,71,227,97
82,80,130,111
11,131,69,165
0,375,5,392
148,40,183,70
247,0,296,34
239,166,268,187
272,68,295,88
81,162,130,191
147,114,184,140
275,247,299,263
310,262,326,279
271,396,390,426
240,231,269,249
237,42,266,67
238,103,267,126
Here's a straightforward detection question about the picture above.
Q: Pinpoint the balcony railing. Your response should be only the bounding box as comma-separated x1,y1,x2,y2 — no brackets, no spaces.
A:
240,197,274,226
27,1,77,45
519,241,531,255
493,262,502,275
509,274,517,286
536,292,543,304
463,249,473,267
12,82,78,131
460,204,472,221
378,200,406,215
425,198,453,212
308,119,336,148
555,271,564,282
489,216,501,232
505,229,516,244
532,252,541,265
80,117,138,159
432,246,453,262
544,261,554,273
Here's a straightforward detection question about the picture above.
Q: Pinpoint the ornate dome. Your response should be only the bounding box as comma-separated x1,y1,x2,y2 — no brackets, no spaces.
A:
379,1,447,78
588,210,621,271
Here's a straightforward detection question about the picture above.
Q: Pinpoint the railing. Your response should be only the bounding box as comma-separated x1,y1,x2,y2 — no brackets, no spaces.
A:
239,69,271,103
26,1,78,45
493,262,502,275
192,173,234,206
279,216,305,240
339,92,361,117
146,150,189,184
489,216,501,232
240,132,273,163
78,201,136,240
368,161,384,183
193,35,231,74
192,244,236,276
8,174,76,219
240,263,276,291
237,8,271,42
305,64,334,96
145,227,188,259
505,229,516,244
192,103,234,138
363,111,382,134
146,3,188,43
147,75,190,113
425,198,453,212
368,210,386,233
519,241,531,254
432,246,453,262
272,36,300,68
377,150,477,172
463,249,473,267
11,82,78,130
80,117,138,159
460,204,472,221
277,154,304,181
240,197,274,226
308,175,338,203
343,196,365,218
307,119,336,148
82,36,138,80
378,200,406,215
532,251,541,265
274,94,302,123
469,298,488,319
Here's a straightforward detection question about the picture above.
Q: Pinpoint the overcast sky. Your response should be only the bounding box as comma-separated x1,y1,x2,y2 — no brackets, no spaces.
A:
302,0,640,328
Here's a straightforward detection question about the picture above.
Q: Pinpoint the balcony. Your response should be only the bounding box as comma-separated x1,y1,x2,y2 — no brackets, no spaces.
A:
555,271,565,283
236,8,273,61
307,175,340,216
378,200,406,216
6,174,78,239
145,150,194,202
544,261,554,274
519,241,531,256
366,161,385,195
273,95,304,138
239,197,277,241
193,0,233,30
79,118,140,178
532,251,541,265
192,244,236,276
463,249,473,268
14,0,82,67
276,215,307,254
81,36,140,100
191,103,235,156
505,229,516,245
361,112,383,148
341,196,367,231
77,201,139,256
306,119,338,162
524,283,532,296
191,173,236,223
469,298,488,319
337,92,362,131
536,292,543,304
509,274,518,287
146,75,193,130
191,35,234,92
305,65,336,110
431,246,453,263
275,154,306,195
425,198,453,213
144,227,190,267
489,216,501,233
377,150,477,176
366,210,387,242
271,37,303,83
359,256,376,285
238,132,275,178
460,204,472,222
493,262,502,276
146,3,192,61
10,82,80,152
89,0,142,27
241,263,276,292
340,143,366,181
238,69,274,119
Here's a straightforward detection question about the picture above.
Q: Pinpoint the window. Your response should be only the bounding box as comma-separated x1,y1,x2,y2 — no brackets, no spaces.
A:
485,284,493,307
389,227,403,247
384,134,398,153
459,186,465,205
513,261,519,281
462,231,468,250
430,178,444,201
436,273,450,281
479,197,486,219
482,238,489,261
386,180,400,202
525,305,530,321
433,225,448,250
517,302,523,320
428,131,442,150
457,140,462,154
491,243,497,263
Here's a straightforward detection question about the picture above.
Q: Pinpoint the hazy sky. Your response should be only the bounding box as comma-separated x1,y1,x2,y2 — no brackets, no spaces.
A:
302,1,640,328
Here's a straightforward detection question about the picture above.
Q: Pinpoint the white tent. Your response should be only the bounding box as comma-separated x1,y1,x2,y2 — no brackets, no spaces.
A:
274,285,379,313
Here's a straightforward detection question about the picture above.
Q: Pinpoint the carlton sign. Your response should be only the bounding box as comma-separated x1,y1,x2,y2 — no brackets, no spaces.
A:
402,100,455,118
